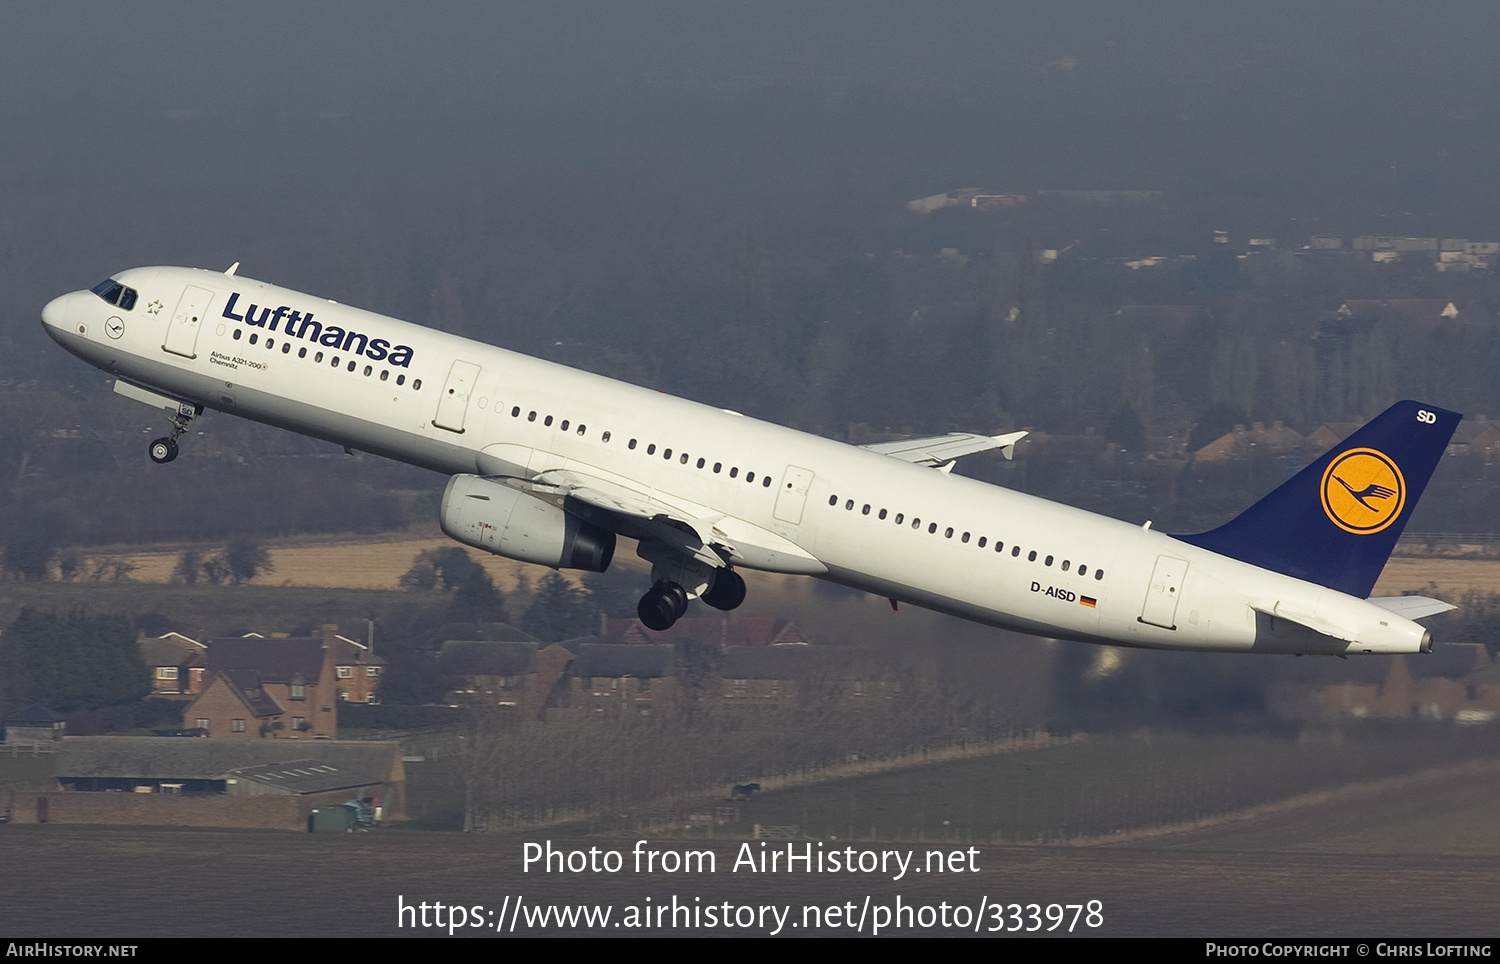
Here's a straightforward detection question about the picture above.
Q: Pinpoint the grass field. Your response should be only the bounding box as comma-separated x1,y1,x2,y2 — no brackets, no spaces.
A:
64,532,1500,596
461,727,1500,848
1374,556,1500,595
89,532,541,591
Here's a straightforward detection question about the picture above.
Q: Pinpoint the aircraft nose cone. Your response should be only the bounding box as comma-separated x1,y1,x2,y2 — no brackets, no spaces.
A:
41,293,69,332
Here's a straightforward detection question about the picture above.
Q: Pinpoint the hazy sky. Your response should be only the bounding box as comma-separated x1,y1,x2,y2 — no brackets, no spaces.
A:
8,1,1499,231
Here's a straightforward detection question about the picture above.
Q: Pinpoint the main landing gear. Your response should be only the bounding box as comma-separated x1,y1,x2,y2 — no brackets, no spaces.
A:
148,402,200,464
636,567,747,631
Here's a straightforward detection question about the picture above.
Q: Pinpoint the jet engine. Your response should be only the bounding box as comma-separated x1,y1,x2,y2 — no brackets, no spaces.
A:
439,474,614,572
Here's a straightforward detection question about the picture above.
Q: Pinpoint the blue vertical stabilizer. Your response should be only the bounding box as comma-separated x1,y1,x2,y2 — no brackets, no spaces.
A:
1175,400,1461,597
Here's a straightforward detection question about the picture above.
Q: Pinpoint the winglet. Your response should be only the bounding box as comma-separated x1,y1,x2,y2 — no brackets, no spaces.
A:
1176,400,1461,597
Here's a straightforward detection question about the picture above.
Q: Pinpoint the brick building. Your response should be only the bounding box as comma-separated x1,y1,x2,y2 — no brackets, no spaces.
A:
182,629,341,738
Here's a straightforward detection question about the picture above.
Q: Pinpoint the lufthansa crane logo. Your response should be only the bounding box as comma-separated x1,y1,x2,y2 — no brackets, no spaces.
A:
1321,448,1406,534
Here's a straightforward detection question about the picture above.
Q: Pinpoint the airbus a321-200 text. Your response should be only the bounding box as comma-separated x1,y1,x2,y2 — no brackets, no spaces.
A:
42,265,1463,655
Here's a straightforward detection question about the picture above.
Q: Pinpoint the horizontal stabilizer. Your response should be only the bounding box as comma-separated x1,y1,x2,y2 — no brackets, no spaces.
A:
1366,595,1457,621
862,430,1027,466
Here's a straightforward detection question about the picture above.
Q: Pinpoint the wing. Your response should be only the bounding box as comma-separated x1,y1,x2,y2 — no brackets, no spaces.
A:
493,467,826,575
496,469,730,568
860,431,1027,468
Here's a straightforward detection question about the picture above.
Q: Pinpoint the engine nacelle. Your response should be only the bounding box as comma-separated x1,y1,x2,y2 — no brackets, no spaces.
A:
439,474,615,572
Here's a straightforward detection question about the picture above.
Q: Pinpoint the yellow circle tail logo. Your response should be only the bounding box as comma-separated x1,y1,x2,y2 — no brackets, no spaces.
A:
1321,448,1406,534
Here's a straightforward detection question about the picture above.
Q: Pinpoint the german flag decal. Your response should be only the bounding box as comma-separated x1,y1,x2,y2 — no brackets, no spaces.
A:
1080,595,1097,608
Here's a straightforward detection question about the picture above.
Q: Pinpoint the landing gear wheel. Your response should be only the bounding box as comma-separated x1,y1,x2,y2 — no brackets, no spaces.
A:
664,582,689,620
702,569,747,611
638,580,690,631
147,402,200,464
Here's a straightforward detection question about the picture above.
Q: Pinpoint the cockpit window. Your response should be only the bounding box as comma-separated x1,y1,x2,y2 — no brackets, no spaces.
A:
90,278,138,310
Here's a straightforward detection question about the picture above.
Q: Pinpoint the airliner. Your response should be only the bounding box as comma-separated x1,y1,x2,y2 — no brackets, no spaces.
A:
41,265,1462,654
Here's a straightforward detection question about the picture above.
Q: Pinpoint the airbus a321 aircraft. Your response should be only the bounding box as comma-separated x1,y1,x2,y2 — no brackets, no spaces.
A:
42,265,1462,655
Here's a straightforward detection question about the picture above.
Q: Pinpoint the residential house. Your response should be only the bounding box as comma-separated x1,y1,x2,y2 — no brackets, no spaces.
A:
599,615,810,648
438,639,572,716
332,633,387,704
182,628,341,738
1193,422,1306,462
568,643,677,715
1270,644,1496,722
718,647,912,711
140,632,207,697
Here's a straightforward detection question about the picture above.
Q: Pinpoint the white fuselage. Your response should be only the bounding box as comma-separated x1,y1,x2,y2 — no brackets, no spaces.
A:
41,266,1431,655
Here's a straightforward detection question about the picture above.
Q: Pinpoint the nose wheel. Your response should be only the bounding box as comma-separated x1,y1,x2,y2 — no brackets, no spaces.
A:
149,437,179,464
147,401,200,465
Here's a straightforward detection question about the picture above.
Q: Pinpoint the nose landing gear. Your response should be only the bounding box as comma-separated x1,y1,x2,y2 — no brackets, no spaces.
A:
148,402,200,464
148,437,179,464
